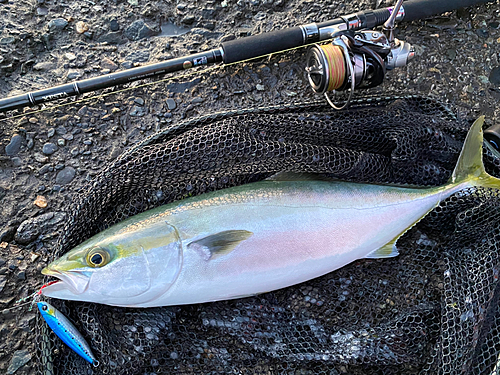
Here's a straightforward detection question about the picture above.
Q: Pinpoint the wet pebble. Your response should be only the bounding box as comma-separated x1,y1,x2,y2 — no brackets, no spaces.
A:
16,271,26,280
36,7,48,16
15,212,66,245
130,105,145,116
57,139,65,146
5,134,23,156
42,143,57,155
181,15,195,25
48,18,68,32
55,166,76,185
47,128,55,138
110,18,119,31
0,258,5,267
124,20,157,41
134,97,144,105
11,157,22,167
490,66,500,85
101,57,118,71
166,98,176,110
34,153,48,163
7,349,31,374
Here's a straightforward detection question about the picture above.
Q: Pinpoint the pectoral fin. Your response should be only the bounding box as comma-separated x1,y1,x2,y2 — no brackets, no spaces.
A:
188,230,253,260
364,238,399,259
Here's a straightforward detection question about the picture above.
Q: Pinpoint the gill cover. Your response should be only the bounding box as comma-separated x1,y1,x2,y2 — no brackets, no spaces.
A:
91,220,183,305
44,220,183,306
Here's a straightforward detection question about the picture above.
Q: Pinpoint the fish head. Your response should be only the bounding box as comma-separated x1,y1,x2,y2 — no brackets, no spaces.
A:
41,220,183,307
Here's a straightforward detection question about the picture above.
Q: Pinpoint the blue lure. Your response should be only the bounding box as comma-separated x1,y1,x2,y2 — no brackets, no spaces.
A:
37,301,99,366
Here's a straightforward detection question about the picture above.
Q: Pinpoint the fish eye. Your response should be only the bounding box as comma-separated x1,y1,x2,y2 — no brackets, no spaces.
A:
86,248,110,268
42,305,48,311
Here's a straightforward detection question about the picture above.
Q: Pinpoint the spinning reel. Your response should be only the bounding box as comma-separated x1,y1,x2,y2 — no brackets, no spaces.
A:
305,0,415,109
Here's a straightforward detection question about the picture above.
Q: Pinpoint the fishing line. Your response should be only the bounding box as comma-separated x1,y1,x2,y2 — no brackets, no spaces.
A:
0,40,331,123
1,281,58,313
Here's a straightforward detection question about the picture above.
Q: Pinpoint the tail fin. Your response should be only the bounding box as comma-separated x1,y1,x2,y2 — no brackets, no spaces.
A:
449,116,500,189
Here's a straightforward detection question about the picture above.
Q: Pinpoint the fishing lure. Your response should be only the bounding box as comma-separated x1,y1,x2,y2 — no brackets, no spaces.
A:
37,301,99,367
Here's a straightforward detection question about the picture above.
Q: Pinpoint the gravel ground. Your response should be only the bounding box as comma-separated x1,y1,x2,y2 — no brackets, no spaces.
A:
0,0,499,373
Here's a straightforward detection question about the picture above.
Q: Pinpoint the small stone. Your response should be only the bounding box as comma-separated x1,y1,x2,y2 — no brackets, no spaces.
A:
5,134,23,155
97,32,126,45
7,349,31,374
15,212,66,245
476,28,489,38
134,97,144,105
177,3,186,10
55,166,76,185
130,105,144,117
65,52,76,61
100,57,118,71
42,143,57,155
0,36,15,44
128,0,138,5
83,139,92,145
31,253,40,262
490,67,500,86
33,62,55,71
67,70,82,80
124,20,157,41
34,195,48,208
181,15,196,25
166,98,176,110
16,271,26,280
56,126,67,135
256,84,265,91
11,157,22,167
47,128,55,138
489,21,500,29
34,153,48,163
110,18,119,32
282,89,297,97
11,156,23,167
48,18,68,32
191,97,204,104
57,139,65,146
36,7,48,16
0,258,5,266
125,50,150,63
76,21,89,34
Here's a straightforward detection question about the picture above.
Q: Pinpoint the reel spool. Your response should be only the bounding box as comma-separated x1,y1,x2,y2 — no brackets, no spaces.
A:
305,35,387,110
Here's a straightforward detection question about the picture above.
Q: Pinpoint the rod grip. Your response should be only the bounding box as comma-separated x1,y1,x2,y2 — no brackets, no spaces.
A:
402,0,494,22
221,26,304,64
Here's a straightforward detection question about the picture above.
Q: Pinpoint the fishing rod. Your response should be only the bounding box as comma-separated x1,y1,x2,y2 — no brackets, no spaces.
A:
0,0,494,114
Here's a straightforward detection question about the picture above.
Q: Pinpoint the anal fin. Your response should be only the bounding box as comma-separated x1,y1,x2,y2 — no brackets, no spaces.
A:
364,238,399,259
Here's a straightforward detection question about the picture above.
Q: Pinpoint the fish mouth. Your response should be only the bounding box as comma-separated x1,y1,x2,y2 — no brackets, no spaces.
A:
42,266,90,295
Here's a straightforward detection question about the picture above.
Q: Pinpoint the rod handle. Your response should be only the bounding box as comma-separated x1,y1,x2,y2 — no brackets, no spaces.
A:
402,0,494,22
221,26,304,64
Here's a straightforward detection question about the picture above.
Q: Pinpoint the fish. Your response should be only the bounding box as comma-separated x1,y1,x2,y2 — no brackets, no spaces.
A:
37,301,99,366
41,116,498,308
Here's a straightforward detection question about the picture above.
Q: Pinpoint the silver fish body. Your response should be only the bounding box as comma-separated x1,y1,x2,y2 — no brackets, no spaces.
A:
41,117,499,307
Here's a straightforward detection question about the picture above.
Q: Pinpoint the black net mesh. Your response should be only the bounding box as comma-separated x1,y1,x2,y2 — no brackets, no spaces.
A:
35,95,500,374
